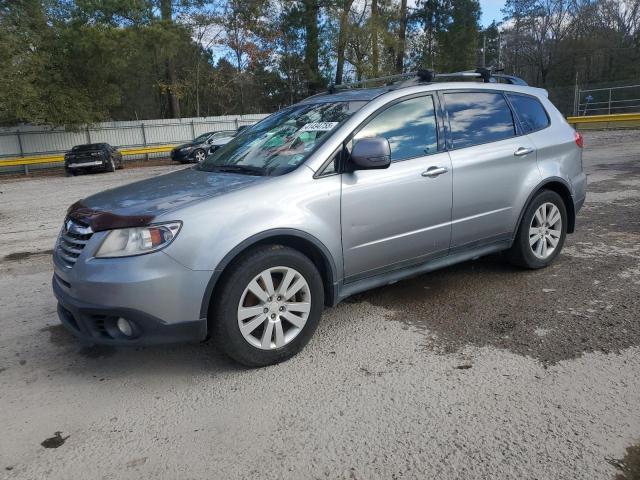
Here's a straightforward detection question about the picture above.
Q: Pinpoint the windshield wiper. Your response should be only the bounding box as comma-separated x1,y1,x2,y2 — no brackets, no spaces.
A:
208,164,267,176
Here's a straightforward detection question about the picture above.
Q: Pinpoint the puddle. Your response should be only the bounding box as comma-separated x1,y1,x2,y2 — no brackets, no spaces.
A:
351,192,640,364
608,443,640,480
3,249,53,262
41,431,69,449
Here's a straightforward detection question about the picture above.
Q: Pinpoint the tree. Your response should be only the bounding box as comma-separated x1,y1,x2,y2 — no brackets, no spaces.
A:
371,0,380,75
437,0,481,71
303,0,323,93
334,0,355,84
159,0,181,117
395,0,408,72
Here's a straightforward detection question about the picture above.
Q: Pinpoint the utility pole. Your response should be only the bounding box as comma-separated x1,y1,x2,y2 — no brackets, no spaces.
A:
498,31,502,67
573,71,579,116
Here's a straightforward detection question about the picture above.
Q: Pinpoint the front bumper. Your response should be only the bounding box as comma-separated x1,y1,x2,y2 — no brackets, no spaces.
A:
170,149,193,161
54,276,207,345
52,236,212,346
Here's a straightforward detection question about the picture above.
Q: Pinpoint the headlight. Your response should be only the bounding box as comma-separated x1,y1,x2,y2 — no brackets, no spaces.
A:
95,222,182,258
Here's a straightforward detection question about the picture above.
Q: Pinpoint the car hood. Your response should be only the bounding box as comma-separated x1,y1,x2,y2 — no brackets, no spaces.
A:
68,167,267,231
174,142,196,150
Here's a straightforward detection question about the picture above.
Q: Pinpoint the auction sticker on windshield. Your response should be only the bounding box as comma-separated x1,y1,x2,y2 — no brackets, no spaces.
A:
299,122,339,132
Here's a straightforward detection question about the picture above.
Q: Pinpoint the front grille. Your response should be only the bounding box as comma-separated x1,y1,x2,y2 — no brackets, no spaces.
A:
56,218,93,268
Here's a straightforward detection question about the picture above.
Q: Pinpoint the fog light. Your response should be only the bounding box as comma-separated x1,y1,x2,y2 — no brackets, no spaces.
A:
116,317,133,337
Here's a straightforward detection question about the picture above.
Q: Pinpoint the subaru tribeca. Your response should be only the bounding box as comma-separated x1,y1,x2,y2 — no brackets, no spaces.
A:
53,71,587,366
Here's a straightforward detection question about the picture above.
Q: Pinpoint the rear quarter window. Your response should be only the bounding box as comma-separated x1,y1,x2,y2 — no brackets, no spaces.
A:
507,94,550,133
444,92,516,149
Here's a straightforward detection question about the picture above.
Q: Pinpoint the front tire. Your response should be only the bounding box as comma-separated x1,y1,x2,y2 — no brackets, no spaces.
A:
106,157,116,172
212,245,324,367
507,189,567,269
193,149,206,163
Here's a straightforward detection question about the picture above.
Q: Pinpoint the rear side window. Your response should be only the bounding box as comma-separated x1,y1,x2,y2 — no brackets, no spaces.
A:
354,95,438,161
507,94,550,133
444,92,516,148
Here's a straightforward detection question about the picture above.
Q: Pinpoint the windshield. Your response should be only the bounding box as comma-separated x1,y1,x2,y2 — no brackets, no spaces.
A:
197,101,365,176
193,133,213,143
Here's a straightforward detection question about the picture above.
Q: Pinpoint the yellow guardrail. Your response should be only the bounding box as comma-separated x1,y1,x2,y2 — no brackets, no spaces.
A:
2,113,640,168
566,113,640,125
0,144,177,168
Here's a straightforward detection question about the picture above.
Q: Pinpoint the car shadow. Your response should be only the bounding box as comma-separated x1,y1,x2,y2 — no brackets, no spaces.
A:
38,324,247,378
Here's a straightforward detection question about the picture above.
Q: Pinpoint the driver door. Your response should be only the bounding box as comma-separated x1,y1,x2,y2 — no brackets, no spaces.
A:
341,94,453,282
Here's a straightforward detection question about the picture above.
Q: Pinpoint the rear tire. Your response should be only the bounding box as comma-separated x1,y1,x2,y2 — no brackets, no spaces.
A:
507,189,567,269
211,245,324,367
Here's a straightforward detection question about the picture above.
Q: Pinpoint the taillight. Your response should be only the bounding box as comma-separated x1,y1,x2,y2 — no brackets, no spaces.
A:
574,131,583,148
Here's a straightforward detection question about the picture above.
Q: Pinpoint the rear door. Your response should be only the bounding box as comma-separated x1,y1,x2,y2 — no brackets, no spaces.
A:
341,94,453,281
442,90,541,249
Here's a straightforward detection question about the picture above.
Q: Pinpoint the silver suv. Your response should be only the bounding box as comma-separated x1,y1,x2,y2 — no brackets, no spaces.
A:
53,71,586,366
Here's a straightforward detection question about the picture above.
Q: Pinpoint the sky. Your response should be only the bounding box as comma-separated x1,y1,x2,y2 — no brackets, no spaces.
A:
479,0,506,26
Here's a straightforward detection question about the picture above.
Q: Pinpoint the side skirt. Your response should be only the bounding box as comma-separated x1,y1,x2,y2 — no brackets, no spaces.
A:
335,239,511,304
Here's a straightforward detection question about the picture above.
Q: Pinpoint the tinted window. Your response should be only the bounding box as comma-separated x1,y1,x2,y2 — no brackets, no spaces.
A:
354,96,438,161
507,94,550,133
444,92,516,148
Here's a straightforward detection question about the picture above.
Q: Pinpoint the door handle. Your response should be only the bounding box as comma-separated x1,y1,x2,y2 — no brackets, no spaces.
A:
421,166,448,178
514,147,535,157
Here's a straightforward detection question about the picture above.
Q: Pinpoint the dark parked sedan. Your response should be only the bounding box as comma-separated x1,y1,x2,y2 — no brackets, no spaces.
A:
171,131,236,164
64,143,123,176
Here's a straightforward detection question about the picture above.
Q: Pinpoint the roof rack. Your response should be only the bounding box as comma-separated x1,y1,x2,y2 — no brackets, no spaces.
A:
327,68,528,93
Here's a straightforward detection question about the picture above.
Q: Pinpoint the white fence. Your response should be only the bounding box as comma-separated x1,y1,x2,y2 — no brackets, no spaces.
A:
573,84,640,116
0,114,269,161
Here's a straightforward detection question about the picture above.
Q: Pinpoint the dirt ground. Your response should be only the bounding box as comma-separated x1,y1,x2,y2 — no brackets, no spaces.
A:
0,130,639,479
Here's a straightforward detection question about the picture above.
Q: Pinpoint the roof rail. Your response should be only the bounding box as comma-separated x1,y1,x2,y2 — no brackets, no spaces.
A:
327,68,527,93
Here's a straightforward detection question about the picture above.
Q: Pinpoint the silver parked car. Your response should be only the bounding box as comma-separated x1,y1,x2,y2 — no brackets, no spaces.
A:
53,70,586,366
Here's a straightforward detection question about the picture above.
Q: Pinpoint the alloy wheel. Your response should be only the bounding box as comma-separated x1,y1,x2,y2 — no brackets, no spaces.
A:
194,150,206,163
529,202,562,259
237,266,311,350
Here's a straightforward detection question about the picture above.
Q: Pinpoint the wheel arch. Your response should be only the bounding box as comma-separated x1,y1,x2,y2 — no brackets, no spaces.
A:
200,229,339,323
514,177,576,238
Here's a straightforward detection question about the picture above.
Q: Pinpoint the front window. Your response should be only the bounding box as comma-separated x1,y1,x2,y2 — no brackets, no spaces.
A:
198,101,365,176
354,95,438,161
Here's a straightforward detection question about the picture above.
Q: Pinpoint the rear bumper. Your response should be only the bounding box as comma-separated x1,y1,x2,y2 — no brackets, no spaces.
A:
67,160,105,169
572,171,587,215
53,275,207,346
574,194,585,215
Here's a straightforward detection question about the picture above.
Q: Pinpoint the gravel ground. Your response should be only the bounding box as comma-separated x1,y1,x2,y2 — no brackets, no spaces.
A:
1,130,639,479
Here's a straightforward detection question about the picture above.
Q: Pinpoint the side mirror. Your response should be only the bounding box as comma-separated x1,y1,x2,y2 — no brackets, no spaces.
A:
350,137,391,170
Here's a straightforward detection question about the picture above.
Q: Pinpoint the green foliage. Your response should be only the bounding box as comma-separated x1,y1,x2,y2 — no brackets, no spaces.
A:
1,0,637,126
